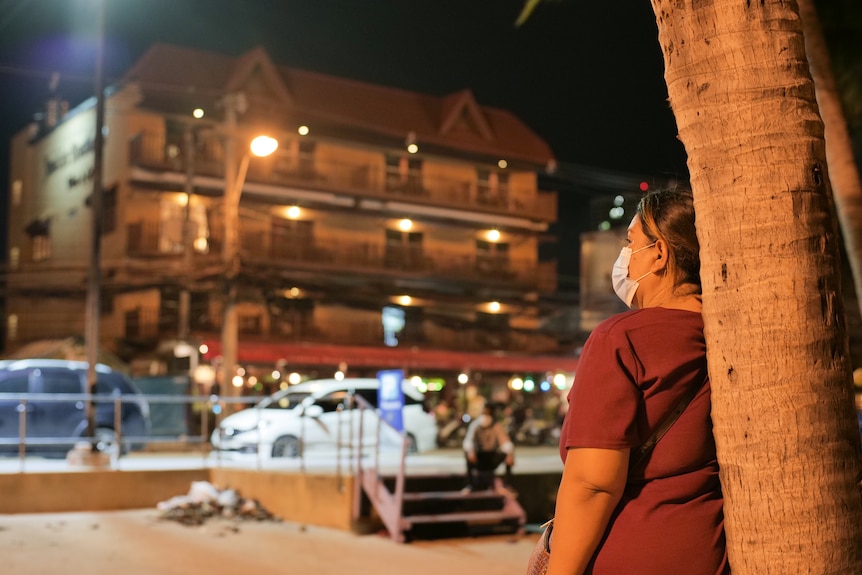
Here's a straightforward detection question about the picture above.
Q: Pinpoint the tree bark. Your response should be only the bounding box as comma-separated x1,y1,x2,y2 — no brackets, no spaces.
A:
799,0,862,321
648,0,862,573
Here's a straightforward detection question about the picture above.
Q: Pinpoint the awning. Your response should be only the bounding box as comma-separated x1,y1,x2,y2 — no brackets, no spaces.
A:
200,340,578,374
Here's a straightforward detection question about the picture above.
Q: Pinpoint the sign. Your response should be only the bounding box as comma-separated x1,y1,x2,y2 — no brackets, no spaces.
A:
381,306,405,347
377,369,405,432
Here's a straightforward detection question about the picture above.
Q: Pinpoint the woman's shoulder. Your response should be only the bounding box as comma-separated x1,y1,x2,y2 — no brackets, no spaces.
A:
593,308,703,337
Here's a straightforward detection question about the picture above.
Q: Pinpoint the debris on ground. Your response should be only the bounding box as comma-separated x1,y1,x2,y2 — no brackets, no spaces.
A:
156,481,281,526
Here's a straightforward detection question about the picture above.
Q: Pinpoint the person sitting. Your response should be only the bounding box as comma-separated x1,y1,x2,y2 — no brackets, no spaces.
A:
462,404,515,494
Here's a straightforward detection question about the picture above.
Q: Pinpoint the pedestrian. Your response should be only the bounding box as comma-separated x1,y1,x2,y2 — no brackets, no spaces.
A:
462,403,515,494
544,188,729,574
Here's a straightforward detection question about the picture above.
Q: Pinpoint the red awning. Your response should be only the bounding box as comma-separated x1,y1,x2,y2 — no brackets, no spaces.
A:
201,340,578,374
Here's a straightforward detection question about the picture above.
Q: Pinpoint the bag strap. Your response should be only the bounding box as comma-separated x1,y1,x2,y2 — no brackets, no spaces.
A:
539,379,705,555
628,378,703,472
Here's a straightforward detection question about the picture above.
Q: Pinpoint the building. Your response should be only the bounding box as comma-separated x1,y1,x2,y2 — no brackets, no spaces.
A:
5,44,577,399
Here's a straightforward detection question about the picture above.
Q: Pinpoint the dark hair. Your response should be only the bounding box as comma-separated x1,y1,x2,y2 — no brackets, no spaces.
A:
636,188,701,294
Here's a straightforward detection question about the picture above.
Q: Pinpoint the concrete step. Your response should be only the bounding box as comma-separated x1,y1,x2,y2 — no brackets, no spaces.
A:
404,509,524,525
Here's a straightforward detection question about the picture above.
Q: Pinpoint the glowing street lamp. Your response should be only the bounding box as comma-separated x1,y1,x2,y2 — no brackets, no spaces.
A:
221,129,278,401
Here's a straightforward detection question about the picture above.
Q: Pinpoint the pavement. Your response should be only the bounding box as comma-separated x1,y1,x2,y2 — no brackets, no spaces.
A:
0,447,558,574
0,445,564,476
0,509,540,575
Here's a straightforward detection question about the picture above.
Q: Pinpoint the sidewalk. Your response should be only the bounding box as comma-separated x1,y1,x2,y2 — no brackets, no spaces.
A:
0,509,539,575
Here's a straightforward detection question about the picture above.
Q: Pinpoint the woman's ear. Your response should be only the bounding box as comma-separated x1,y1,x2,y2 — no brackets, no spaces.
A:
652,239,669,273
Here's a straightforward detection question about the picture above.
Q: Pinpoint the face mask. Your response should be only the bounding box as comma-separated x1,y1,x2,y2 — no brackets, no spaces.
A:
612,243,656,308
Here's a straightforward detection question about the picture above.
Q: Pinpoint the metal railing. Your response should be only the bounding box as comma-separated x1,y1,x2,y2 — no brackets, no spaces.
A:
351,392,410,543
128,131,557,222
0,391,400,481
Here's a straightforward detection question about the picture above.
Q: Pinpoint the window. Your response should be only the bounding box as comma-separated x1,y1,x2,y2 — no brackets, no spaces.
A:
385,229,424,270
8,247,19,270
475,239,510,277
477,169,509,207
0,375,29,393
12,180,22,207
31,235,51,262
385,155,423,195
314,391,351,413
298,140,316,178
41,372,82,394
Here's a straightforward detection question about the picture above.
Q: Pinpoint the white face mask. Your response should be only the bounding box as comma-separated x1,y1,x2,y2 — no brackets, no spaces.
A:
612,243,656,308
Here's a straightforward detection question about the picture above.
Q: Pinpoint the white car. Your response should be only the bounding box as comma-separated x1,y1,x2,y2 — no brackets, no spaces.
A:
211,378,438,458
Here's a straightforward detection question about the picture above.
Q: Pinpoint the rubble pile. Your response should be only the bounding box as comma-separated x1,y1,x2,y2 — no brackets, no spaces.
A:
156,481,281,526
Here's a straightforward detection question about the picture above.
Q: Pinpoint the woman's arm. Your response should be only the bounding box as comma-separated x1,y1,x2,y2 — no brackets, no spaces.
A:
546,447,629,575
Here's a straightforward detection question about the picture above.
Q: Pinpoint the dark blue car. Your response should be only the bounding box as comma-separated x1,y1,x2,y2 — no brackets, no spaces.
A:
0,359,150,456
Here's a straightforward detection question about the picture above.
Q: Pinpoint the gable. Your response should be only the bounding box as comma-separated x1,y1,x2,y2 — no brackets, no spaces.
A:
225,47,293,107
439,90,494,142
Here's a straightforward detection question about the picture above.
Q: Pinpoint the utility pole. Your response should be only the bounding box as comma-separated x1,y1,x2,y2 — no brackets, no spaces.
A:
84,0,106,449
220,94,242,399
178,125,195,343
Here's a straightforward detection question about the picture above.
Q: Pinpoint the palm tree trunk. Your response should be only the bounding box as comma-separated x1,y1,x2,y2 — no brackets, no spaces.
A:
648,0,862,573
799,0,862,320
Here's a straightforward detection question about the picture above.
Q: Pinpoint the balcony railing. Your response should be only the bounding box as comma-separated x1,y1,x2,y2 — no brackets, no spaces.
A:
240,231,540,288
128,131,557,222
125,219,545,290
132,308,561,355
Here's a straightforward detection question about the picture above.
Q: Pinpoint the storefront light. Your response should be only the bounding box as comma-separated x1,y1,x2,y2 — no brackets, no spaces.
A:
288,372,301,385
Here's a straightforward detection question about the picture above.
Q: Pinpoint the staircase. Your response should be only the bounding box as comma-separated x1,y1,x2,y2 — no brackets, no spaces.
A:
351,394,526,542
357,468,526,542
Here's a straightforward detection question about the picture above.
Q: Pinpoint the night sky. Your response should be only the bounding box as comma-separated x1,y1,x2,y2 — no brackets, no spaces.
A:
0,0,687,284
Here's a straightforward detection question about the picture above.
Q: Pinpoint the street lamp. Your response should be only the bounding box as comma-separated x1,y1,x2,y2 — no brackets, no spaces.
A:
220,133,278,401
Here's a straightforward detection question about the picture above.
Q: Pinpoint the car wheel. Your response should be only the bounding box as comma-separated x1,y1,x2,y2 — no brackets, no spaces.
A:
405,432,418,454
272,435,301,458
94,427,121,457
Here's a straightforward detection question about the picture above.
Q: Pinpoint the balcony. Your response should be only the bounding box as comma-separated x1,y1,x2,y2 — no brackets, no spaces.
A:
129,308,562,355
239,231,542,289
128,131,557,222
124,217,547,290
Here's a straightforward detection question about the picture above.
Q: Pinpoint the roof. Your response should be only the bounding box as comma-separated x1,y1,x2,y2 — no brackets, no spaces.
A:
123,43,554,166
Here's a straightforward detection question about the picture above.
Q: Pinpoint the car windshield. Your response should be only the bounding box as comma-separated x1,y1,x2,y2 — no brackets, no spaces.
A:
259,391,312,410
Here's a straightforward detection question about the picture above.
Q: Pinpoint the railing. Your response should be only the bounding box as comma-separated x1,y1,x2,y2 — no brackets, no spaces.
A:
242,231,542,289
0,391,400,484
124,220,545,290
128,131,557,222
124,306,563,354
351,392,410,543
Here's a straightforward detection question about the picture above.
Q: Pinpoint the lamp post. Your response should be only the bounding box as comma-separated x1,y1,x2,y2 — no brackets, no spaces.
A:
84,0,106,451
220,123,278,400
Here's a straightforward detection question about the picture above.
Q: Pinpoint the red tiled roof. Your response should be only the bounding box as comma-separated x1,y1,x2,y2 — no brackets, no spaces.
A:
124,44,554,166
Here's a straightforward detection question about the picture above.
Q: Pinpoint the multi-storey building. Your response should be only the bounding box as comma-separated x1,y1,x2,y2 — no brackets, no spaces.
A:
5,44,577,395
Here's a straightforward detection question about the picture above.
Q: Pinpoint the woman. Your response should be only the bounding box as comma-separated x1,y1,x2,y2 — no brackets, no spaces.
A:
546,189,729,574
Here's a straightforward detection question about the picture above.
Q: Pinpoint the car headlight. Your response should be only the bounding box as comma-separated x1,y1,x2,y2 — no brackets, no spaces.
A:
220,425,257,438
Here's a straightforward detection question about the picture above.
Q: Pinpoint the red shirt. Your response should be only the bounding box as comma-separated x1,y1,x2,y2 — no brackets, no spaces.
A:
561,308,729,574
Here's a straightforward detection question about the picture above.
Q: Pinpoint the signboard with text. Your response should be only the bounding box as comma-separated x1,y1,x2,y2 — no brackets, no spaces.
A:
377,369,405,432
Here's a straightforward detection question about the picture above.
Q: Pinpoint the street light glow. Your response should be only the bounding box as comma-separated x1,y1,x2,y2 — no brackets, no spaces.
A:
192,108,205,119
250,135,278,157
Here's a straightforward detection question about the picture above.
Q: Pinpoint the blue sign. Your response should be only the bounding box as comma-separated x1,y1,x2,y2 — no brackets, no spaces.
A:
377,369,405,432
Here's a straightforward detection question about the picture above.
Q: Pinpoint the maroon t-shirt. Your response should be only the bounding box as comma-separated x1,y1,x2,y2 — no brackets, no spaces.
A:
560,308,729,575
